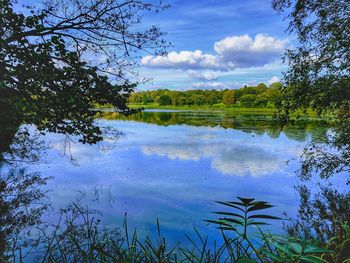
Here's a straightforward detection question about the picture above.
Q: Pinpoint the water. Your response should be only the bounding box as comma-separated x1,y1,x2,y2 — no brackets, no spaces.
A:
31,110,329,244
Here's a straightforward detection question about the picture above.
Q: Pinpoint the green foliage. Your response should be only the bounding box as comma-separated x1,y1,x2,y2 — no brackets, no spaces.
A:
128,84,282,109
286,185,350,262
0,168,50,261
5,196,338,262
158,94,172,106
223,90,235,106
98,111,329,143
263,237,331,263
206,197,281,239
273,0,349,115
272,6,350,257
240,94,257,107
256,83,267,94
272,0,350,182
0,0,168,158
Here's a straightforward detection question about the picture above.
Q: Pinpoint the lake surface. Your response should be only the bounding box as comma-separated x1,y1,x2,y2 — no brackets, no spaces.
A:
31,110,329,245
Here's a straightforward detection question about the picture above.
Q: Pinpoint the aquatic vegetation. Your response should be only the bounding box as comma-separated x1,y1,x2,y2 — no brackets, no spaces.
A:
8,197,340,263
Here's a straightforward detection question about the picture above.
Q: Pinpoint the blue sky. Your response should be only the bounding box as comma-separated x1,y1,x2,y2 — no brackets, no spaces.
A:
138,0,294,91
17,0,293,91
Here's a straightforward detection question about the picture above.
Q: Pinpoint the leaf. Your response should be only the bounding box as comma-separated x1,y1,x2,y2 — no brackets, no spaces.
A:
247,204,274,212
214,212,244,219
204,220,231,227
219,217,243,225
262,250,283,261
216,201,245,212
270,242,294,256
237,197,255,205
250,201,269,206
248,214,281,220
299,255,328,263
236,256,258,263
216,226,237,231
304,245,332,254
229,201,248,207
246,221,269,226
288,242,303,254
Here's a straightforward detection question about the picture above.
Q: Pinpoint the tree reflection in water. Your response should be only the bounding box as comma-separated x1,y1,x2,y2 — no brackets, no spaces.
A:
0,168,50,261
1,109,348,261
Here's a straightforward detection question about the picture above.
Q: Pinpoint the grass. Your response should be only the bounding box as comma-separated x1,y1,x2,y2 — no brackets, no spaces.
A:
95,102,334,120
10,197,340,263
123,103,335,121
127,103,276,114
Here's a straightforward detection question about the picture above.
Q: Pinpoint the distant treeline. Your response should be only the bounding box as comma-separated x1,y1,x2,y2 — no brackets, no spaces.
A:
98,110,329,143
129,82,282,108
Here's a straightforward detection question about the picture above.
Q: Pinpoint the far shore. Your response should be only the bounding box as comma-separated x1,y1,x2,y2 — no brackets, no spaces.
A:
93,103,335,121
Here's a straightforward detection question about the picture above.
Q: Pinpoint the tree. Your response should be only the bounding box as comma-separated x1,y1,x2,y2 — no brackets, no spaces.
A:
0,1,169,258
192,94,205,106
273,0,350,254
0,168,50,260
254,94,268,107
0,0,168,161
240,94,257,107
129,93,143,104
142,94,152,104
177,96,187,106
272,0,350,180
206,93,219,105
223,90,235,106
266,83,282,106
273,0,349,116
256,83,267,94
158,95,172,106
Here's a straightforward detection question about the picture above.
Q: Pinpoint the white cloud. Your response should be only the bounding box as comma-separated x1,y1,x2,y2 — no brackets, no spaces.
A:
141,34,288,71
141,50,228,71
187,70,218,80
214,34,288,68
191,82,229,90
142,142,283,177
268,76,280,85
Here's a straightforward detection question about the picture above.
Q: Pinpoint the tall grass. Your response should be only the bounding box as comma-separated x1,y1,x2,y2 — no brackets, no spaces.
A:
11,197,339,263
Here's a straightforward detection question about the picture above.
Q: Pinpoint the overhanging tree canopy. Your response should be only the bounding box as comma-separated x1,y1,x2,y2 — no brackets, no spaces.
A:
272,0,350,180
0,0,169,150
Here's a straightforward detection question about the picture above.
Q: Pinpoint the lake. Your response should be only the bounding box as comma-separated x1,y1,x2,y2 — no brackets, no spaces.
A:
30,110,329,245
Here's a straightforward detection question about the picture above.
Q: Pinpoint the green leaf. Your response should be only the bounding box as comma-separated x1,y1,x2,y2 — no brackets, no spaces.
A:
204,220,231,227
250,201,269,206
246,221,269,226
247,204,274,212
219,217,243,225
262,250,283,261
236,256,258,263
216,201,245,212
299,255,328,263
248,214,281,220
229,201,247,207
214,211,244,219
304,245,332,254
288,242,303,254
216,226,237,231
237,197,255,205
270,242,294,256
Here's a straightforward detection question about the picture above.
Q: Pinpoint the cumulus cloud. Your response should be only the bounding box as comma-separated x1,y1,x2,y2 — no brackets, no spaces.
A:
141,34,288,71
141,50,228,71
214,34,287,68
142,142,282,177
187,70,218,80
268,76,280,85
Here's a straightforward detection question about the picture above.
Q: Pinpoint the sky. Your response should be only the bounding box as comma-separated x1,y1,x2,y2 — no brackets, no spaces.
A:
138,0,294,91
17,0,294,91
